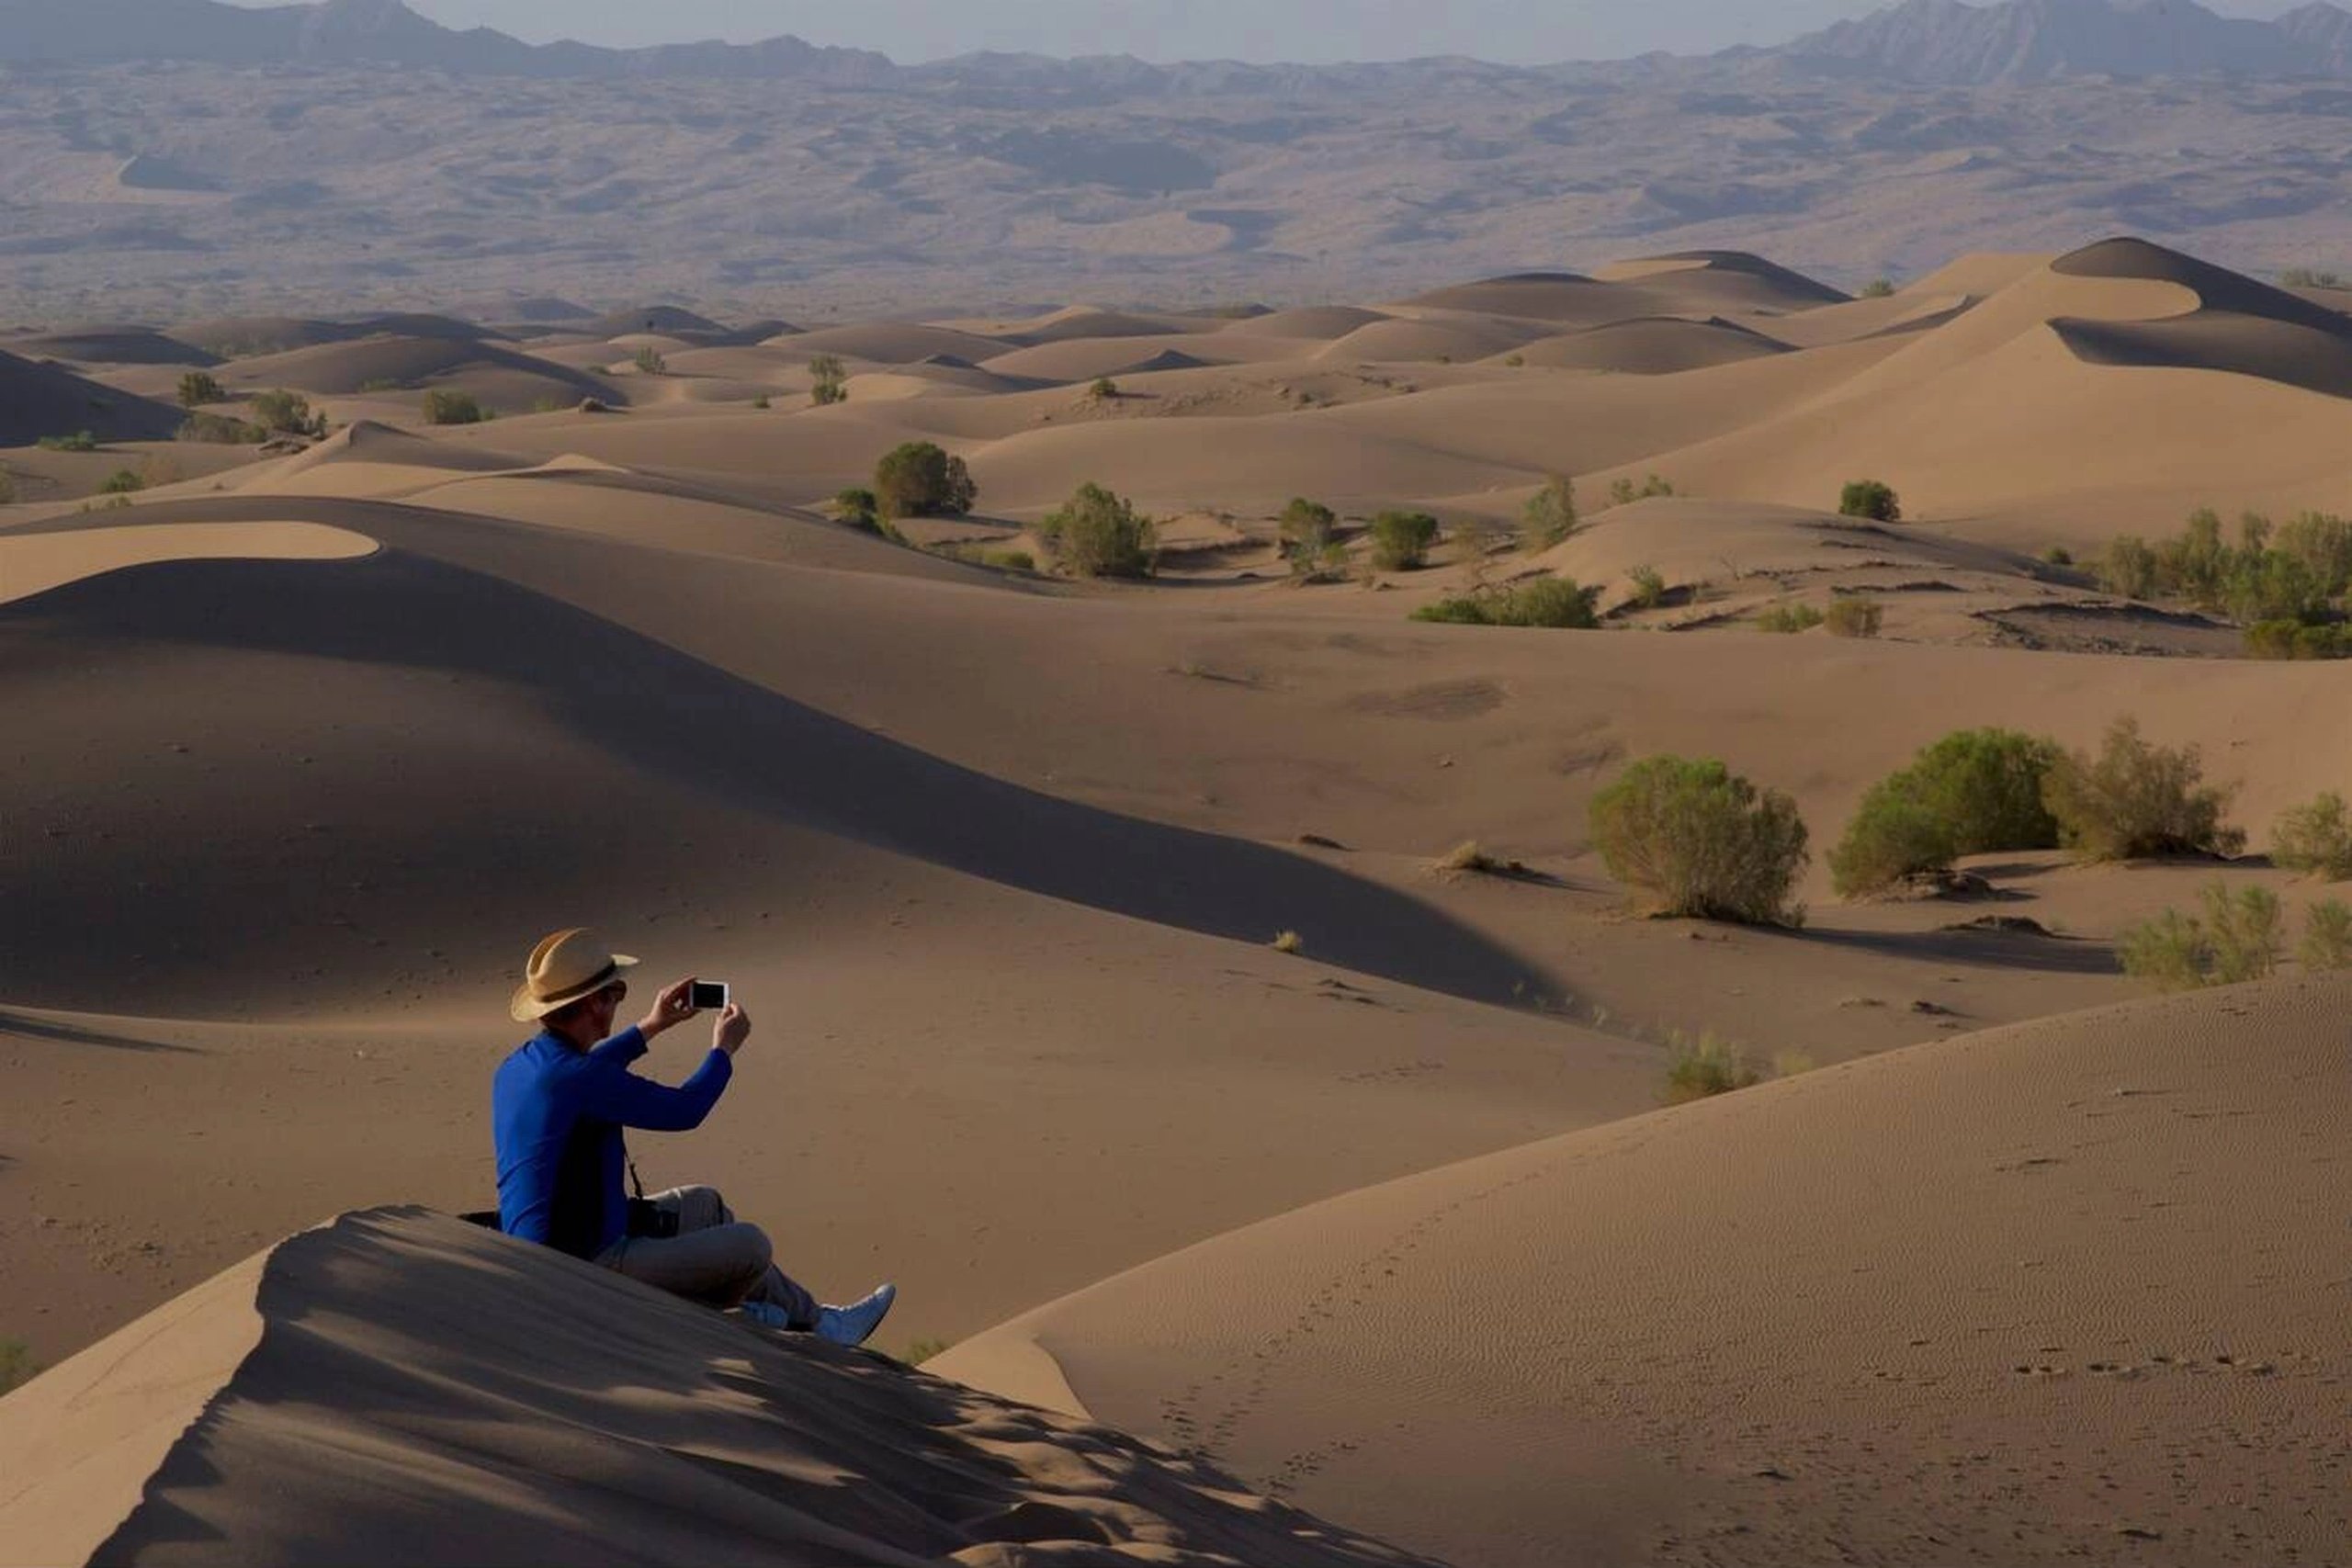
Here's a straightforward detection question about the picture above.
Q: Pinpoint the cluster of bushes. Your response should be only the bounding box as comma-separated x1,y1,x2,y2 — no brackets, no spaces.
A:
2120,883,2352,989
97,468,144,495
633,346,667,376
2096,508,2352,654
1412,576,1600,628
421,389,488,425
1035,481,1156,579
252,389,326,438
37,430,98,452
2274,791,2352,879
1627,564,1668,609
1830,718,2242,897
1756,597,1883,637
175,371,224,409
1607,474,1675,507
1278,497,1345,579
2280,266,2346,288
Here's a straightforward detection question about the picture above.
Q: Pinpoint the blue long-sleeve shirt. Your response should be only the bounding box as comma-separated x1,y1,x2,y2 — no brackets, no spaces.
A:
492,1025,734,1258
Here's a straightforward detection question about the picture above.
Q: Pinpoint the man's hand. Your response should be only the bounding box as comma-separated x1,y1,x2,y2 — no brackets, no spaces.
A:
639,976,697,1040
713,1002,752,1057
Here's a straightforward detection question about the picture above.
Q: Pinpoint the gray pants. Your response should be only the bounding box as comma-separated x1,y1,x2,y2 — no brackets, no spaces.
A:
596,1184,819,1327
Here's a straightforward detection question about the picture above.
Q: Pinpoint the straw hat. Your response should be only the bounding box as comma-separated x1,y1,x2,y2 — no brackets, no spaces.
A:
509,928,639,1022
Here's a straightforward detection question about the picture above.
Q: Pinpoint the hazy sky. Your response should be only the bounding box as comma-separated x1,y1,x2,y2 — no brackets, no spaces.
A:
358,0,2305,64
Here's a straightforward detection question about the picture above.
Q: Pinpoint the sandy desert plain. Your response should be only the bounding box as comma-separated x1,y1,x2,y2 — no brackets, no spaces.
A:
1,235,2350,1565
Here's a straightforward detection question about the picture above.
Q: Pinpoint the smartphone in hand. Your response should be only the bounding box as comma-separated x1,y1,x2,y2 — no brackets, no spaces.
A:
688,980,729,1011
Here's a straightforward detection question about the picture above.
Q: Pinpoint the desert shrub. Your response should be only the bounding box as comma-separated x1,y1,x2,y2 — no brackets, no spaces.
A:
831,487,880,530
175,370,224,408
1832,728,2064,897
1410,597,1493,626
982,547,1035,571
97,468,144,494
2043,546,2075,567
2272,791,2352,879
2042,716,2244,862
2097,535,2161,599
1823,596,1883,638
1272,930,1303,954
1589,754,1810,926
1608,474,1675,507
1278,497,1337,570
751,393,771,410
0,1339,38,1395
2119,882,2280,989
1089,377,1119,401
1493,577,1600,627
2301,899,2352,969
808,354,848,406
1036,481,1156,579
2281,266,2346,288
873,441,977,520
251,389,323,437
420,389,486,425
633,345,667,376
1661,1032,1762,1103
1521,475,1578,549
1756,604,1824,634
1829,792,1956,897
1838,479,1901,523
1628,564,1668,609
2245,619,2352,660
1860,276,1897,298
1503,353,1525,367
38,430,97,452
0,468,15,504
1369,510,1440,571
1439,840,1499,874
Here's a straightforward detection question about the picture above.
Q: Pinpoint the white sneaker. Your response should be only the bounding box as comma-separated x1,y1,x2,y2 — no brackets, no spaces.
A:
736,1299,793,1329
813,1283,897,1348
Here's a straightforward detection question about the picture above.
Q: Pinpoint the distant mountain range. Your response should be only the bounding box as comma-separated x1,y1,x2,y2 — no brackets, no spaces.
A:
6,0,2352,85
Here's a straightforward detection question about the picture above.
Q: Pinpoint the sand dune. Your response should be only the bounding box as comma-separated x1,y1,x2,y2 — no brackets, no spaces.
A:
219,333,615,411
171,316,363,357
0,519,375,604
977,335,1227,382
0,349,183,447
1591,249,1851,311
782,322,1015,367
939,975,2352,1567
1505,316,1790,374
0,1207,1443,1568
1,326,219,367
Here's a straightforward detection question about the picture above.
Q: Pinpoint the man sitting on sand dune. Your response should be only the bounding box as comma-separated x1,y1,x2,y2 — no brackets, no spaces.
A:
493,928,896,1346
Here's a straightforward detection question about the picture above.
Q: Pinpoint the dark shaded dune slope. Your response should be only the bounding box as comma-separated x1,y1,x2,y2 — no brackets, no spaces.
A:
2051,236,2352,397
0,516,1546,1014
1510,316,1790,374
0,348,182,445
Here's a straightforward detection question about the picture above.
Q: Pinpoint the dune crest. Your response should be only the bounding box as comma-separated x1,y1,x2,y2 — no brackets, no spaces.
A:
0,1208,1446,1568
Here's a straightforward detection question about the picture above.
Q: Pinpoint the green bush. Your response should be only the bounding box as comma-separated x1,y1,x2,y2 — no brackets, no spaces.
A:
1036,481,1156,579
831,487,880,531
1628,564,1667,609
421,389,486,425
1829,728,2063,897
97,468,144,494
1661,1032,1762,1103
633,345,667,376
1412,577,1599,628
0,468,14,504
808,354,848,406
1838,479,1901,523
2097,535,2160,599
251,389,323,437
982,547,1035,571
2043,546,2075,567
2272,792,2352,879
1369,510,1439,571
874,441,977,520
1756,604,1824,634
1823,596,1883,638
751,393,771,410
1521,475,1577,549
1089,377,1119,401
1860,277,1896,298
2118,882,2280,989
2281,266,2346,288
1278,497,1337,570
2098,508,2352,627
38,430,98,452
2301,899,2352,970
2042,716,2244,863
175,412,262,444
1608,474,1675,507
2245,619,2352,660
1410,597,1493,626
1589,754,1809,926
176,371,224,408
